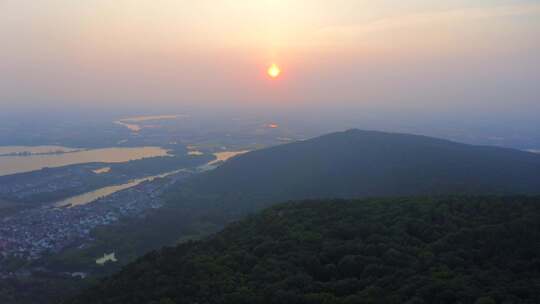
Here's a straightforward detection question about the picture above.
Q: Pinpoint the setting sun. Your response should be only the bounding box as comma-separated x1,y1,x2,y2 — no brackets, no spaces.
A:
267,63,281,78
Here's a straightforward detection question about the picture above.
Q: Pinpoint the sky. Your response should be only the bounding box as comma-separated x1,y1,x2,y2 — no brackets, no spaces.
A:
1,0,539,116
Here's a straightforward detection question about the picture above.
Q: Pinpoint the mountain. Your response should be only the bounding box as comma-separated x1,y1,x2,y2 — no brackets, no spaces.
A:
57,129,540,276
46,129,540,303
185,129,540,207
68,196,540,304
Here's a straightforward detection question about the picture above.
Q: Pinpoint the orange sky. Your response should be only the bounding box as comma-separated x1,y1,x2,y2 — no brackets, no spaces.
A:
1,1,539,112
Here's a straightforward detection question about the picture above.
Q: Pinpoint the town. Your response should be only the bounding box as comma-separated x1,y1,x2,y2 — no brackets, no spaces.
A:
0,171,190,262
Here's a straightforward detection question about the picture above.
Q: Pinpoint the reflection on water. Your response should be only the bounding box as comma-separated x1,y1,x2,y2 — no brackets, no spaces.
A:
55,169,185,208
0,146,169,176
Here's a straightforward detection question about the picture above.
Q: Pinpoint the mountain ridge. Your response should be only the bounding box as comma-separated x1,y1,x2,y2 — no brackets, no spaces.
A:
186,129,540,204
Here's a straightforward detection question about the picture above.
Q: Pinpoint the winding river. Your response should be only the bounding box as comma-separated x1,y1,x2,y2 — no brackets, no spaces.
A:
53,150,250,208
55,169,186,208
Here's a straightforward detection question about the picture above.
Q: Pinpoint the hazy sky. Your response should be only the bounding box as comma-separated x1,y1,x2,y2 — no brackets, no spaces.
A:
1,0,539,114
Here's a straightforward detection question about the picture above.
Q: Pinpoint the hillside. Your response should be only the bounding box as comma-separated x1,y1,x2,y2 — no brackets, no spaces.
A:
50,130,540,277
27,129,540,303
180,129,540,211
68,196,540,304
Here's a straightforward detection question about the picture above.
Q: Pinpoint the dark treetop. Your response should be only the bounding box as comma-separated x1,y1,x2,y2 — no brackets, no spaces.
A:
69,196,540,304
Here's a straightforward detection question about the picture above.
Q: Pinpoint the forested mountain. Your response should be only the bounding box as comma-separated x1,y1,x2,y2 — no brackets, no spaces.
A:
52,130,540,303
181,129,540,211
195,129,540,198
47,130,540,280
68,196,540,304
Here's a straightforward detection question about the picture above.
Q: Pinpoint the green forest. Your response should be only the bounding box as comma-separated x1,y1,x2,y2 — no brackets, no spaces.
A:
68,196,540,304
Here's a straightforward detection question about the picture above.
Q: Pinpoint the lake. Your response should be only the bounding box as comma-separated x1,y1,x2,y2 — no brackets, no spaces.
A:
0,146,170,176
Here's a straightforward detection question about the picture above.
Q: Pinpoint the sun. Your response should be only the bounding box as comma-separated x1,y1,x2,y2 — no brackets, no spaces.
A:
267,63,281,78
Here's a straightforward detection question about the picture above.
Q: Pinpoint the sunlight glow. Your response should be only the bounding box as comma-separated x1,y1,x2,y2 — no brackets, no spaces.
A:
267,64,281,78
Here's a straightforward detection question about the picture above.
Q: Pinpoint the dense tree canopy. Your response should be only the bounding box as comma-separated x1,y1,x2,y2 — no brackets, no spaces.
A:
68,196,540,304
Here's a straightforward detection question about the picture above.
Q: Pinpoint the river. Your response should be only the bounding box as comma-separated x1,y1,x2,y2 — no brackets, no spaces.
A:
55,169,186,208
54,150,250,208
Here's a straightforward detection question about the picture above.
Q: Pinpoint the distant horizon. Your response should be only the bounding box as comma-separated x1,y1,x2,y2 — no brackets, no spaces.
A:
0,1,539,151
1,1,539,115
0,105,539,151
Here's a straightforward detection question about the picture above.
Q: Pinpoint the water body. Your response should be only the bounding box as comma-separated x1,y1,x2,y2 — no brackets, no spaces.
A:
96,252,117,265
55,169,185,208
92,167,111,174
0,146,169,176
55,150,250,208
198,150,250,171
208,150,250,166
